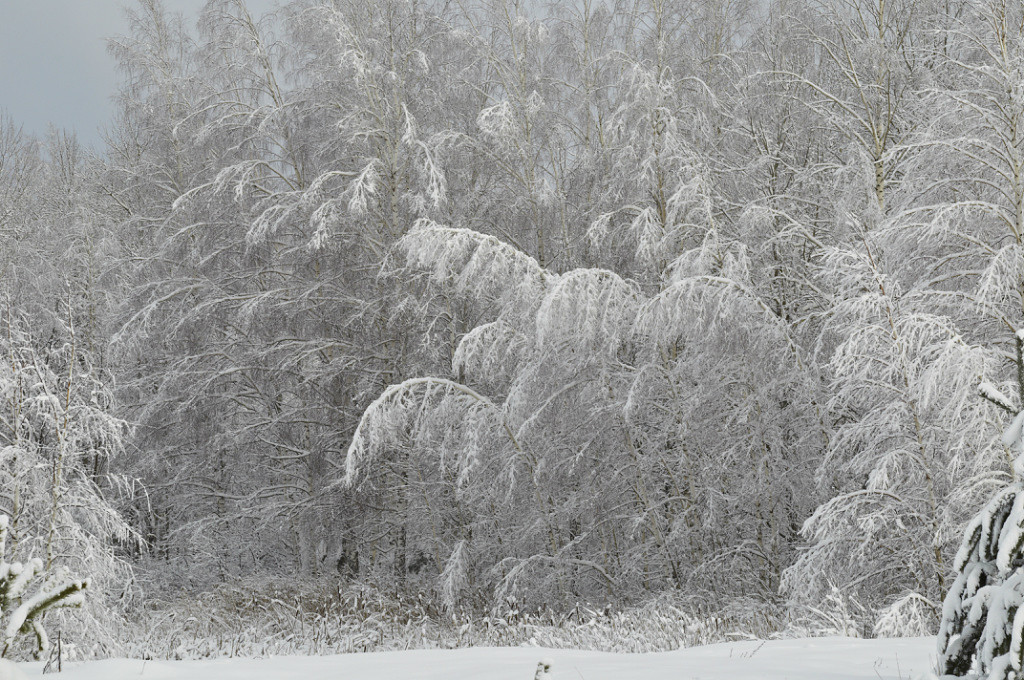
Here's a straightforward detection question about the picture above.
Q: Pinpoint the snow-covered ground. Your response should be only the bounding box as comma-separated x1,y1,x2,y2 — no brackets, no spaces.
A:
6,636,938,680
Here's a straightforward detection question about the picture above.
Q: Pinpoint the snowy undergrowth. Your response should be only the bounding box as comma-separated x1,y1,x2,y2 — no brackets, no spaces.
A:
123,580,786,660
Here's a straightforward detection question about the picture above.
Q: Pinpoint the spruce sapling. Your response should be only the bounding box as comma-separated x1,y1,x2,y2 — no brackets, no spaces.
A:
0,516,88,660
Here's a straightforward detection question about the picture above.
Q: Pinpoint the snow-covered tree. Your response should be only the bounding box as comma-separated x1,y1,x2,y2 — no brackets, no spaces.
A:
66,0,1024,630
341,217,825,610
783,219,1000,633
783,0,925,218
0,304,134,654
938,332,1024,678
907,0,1024,350
0,516,87,660
0,113,41,252
109,0,476,582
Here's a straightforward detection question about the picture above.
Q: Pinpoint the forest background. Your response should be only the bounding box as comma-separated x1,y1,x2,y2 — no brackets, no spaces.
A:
2,0,1024,656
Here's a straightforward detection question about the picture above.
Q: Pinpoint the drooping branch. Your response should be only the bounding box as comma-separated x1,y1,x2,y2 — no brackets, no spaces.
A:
342,377,519,488
392,221,553,316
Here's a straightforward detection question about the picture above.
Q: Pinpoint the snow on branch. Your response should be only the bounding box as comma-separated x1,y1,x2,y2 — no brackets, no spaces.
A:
939,484,1024,678
1002,411,1024,455
535,268,639,356
392,221,552,315
494,553,616,604
636,274,802,366
0,515,88,660
980,381,1016,414
342,377,514,488
976,244,1024,318
452,320,525,388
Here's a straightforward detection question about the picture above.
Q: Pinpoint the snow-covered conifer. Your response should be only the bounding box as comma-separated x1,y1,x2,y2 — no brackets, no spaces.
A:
0,516,87,660
938,332,1024,679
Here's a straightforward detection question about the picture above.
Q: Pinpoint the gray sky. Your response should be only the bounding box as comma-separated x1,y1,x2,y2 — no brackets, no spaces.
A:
0,1,275,151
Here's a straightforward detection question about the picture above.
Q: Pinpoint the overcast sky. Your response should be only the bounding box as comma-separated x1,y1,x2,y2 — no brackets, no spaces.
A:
0,1,275,151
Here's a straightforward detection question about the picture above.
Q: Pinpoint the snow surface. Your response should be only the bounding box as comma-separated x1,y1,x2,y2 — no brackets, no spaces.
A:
10,636,937,680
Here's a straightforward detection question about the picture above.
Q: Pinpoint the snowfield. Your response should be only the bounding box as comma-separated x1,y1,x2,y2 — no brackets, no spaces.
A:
7,636,938,680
